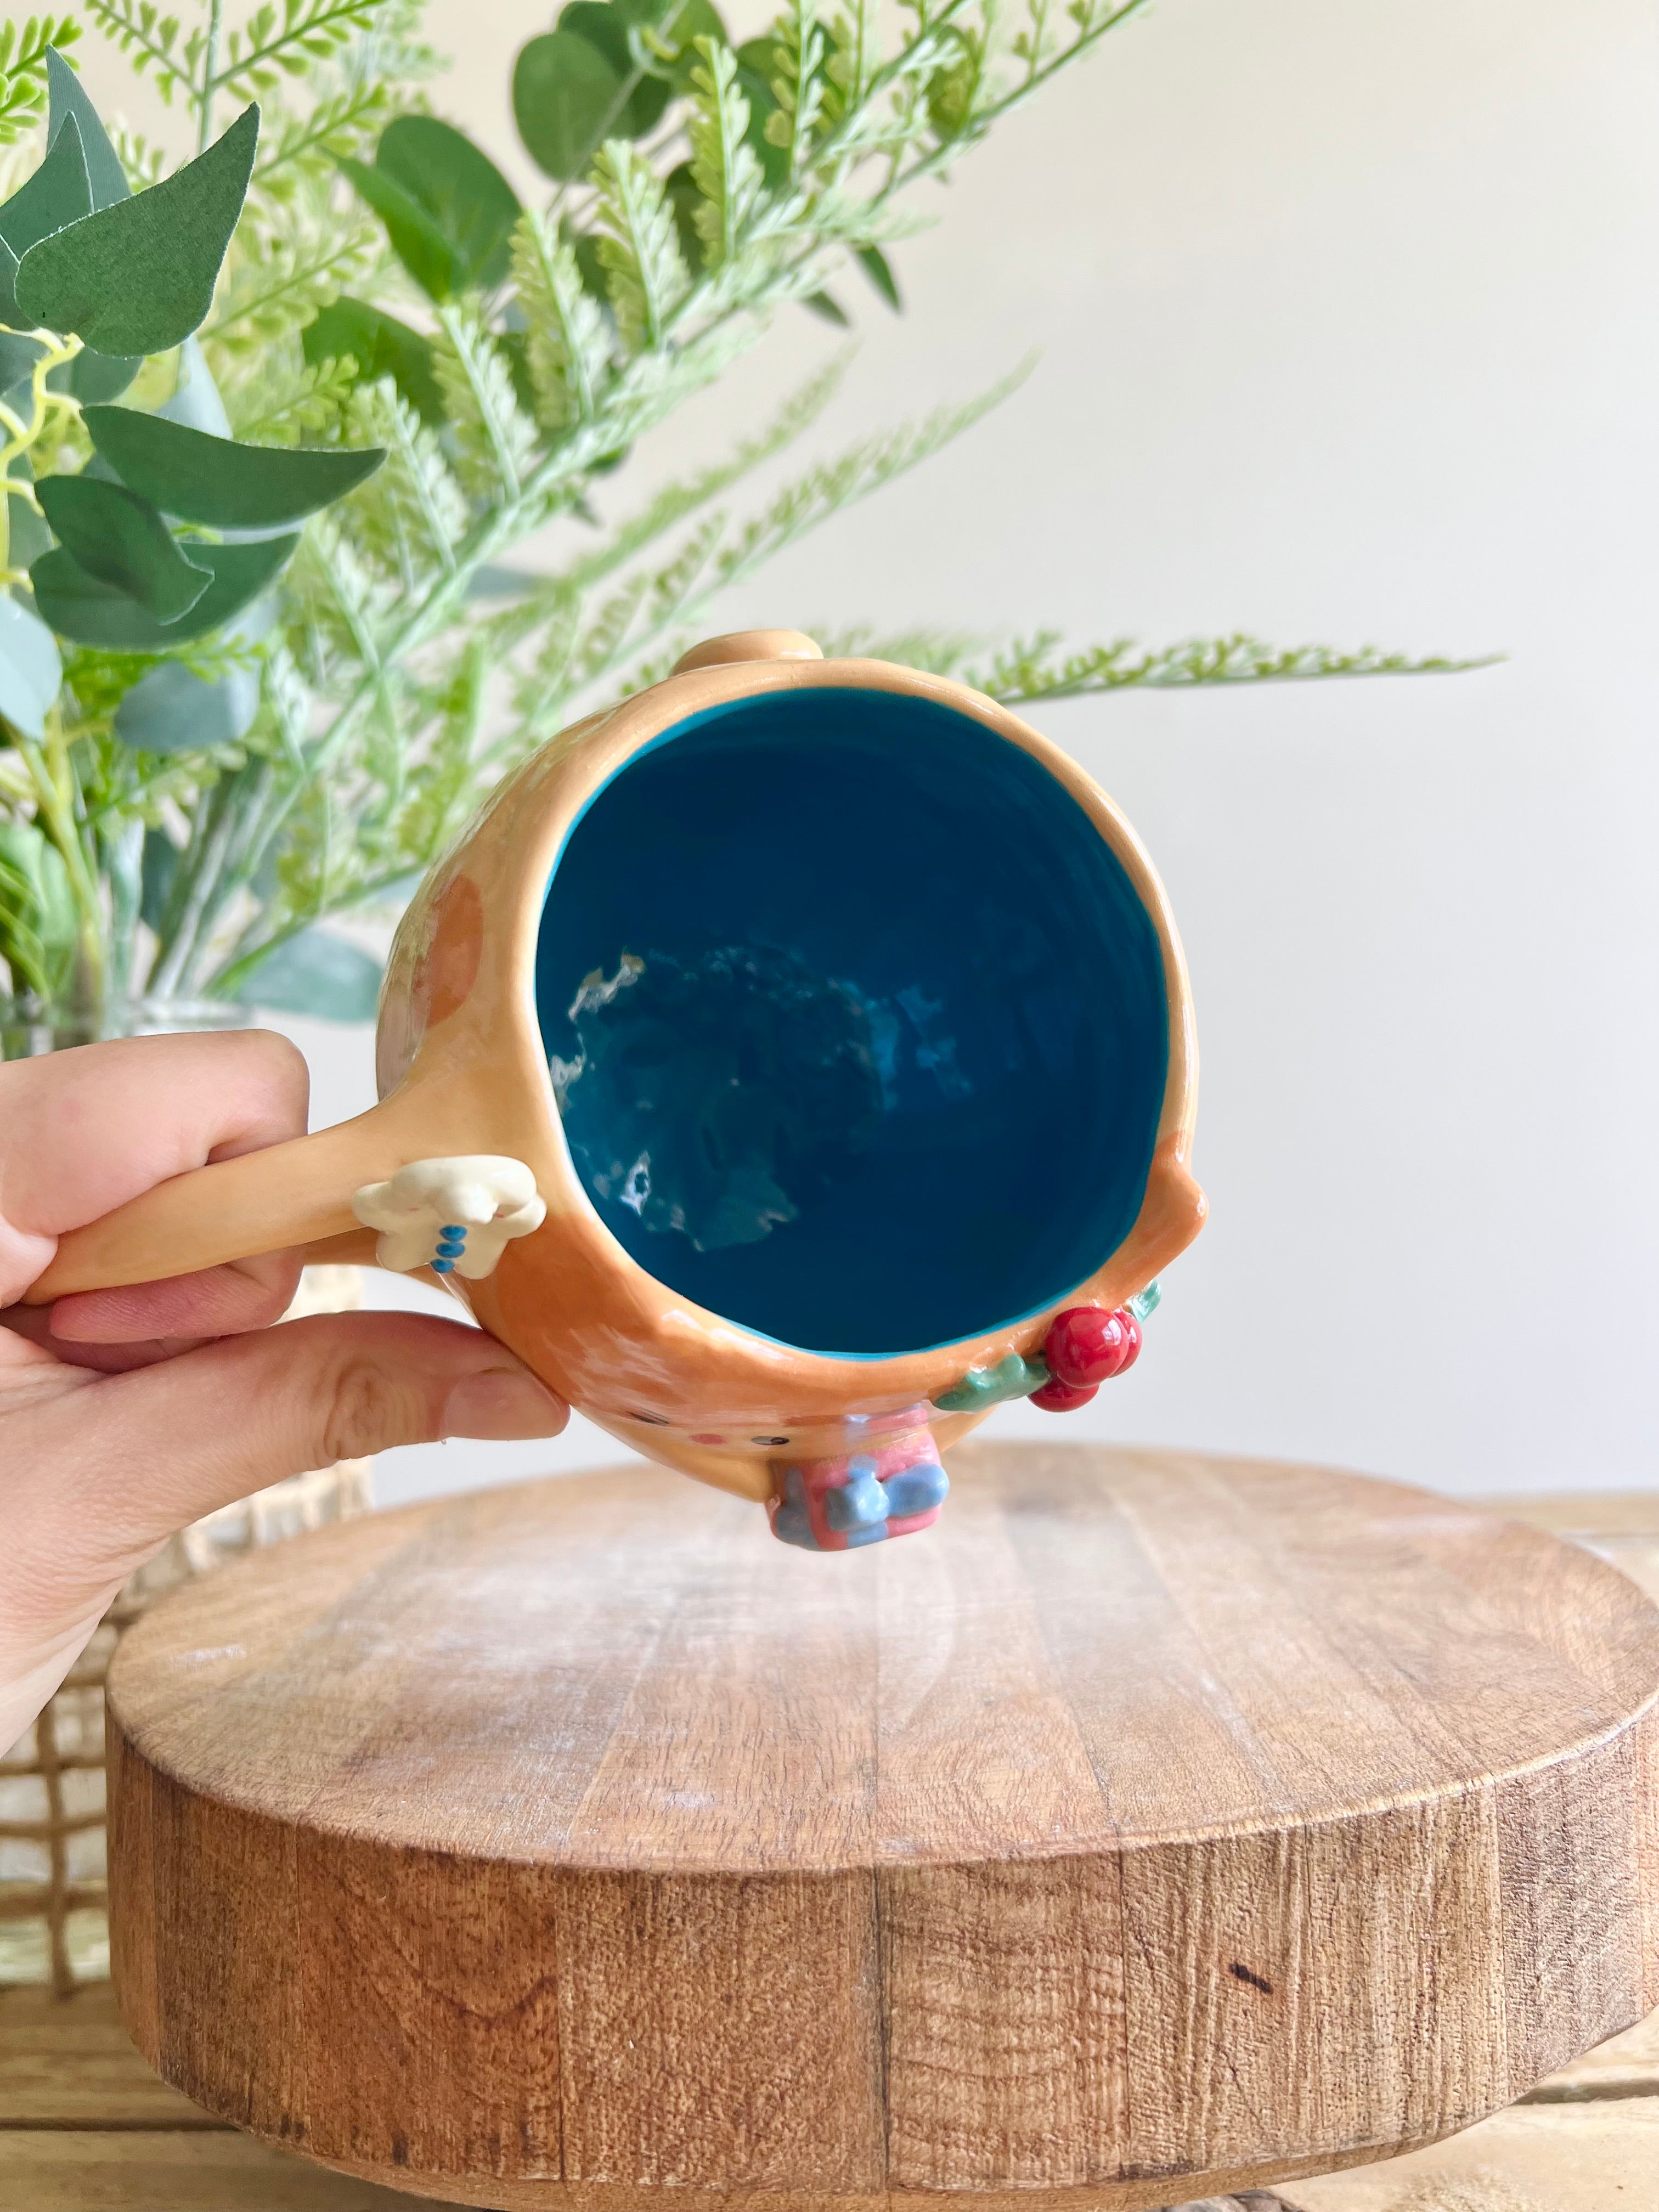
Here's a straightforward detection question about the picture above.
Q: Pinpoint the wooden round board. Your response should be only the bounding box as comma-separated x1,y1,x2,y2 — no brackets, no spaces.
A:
106,1444,1659,2212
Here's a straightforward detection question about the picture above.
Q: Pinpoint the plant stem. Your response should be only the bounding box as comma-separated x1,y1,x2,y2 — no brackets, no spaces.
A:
17,724,106,1010
149,781,241,998
198,0,224,154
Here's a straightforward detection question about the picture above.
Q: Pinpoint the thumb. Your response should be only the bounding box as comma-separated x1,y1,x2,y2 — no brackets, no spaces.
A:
6,1313,567,1645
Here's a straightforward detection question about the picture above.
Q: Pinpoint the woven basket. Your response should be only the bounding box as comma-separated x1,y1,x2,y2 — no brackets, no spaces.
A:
0,1267,373,1993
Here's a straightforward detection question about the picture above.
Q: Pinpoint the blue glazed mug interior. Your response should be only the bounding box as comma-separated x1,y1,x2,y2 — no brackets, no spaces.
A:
535,686,1169,1358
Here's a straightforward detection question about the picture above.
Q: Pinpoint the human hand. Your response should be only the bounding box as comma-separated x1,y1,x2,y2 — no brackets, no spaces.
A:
0,1030,568,1752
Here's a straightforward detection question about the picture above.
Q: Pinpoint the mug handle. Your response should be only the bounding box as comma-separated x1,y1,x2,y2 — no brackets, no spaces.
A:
21,1092,428,1307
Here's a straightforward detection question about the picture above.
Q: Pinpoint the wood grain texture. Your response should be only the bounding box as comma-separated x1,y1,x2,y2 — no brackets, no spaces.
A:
104,1446,1659,2211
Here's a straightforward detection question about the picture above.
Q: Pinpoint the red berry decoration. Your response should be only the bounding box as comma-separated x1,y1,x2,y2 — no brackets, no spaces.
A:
1030,1376,1098,1413
1045,1305,1143,1387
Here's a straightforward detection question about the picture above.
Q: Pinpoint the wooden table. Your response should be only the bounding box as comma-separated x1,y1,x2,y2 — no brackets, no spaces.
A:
3,1472,1657,2212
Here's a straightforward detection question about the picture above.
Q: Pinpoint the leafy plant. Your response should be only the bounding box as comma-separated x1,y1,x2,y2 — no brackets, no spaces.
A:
0,3,1477,1029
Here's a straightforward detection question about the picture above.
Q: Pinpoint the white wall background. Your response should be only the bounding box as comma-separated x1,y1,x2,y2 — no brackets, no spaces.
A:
87,0,1659,1506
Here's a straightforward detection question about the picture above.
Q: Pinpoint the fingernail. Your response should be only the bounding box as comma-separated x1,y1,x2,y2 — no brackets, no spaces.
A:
444,1366,568,1440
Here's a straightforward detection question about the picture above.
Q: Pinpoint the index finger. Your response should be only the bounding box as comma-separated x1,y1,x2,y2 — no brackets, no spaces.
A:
0,1029,311,1320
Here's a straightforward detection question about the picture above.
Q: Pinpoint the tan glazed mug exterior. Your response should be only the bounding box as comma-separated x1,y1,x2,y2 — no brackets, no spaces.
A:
31,632,1205,1533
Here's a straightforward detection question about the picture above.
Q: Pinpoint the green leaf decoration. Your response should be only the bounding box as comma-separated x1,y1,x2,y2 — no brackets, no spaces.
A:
303,295,444,424
857,244,901,312
802,289,849,326
114,657,261,753
46,46,128,210
932,1351,1048,1414
31,530,297,647
560,3,670,135
234,925,383,1019
514,30,625,183
15,104,259,357
0,590,63,740
35,474,211,620
0,112,91,259
84,407,385,529
347,116,521,302
0,817,77,1000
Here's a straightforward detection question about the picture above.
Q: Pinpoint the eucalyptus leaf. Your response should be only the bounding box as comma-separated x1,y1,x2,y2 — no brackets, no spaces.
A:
31,531,298,648
46,48,129,211
0,819,77,999
338,155,467,303
234,926,384,1020
303,296,444,425
15,105,259,357
514,31,627,183
857,244,902,312
0,331,46,397
374,116,520,293
84,408,385,529
115,657,261,753
0,115,92,261
0,591,63,740
0,118,91,327
560,3,670,136
36,475,212,620
59,347,141,403
7,492,50,571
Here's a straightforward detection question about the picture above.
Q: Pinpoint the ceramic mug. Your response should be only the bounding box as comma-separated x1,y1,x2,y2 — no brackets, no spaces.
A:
31,631,1205,1550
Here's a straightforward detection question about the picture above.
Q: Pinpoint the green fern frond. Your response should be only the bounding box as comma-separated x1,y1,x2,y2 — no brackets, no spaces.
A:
593,140,690,356
431,309,540,503
204,211,377,354
709,360,1030,594
81,0,196,106
214,0,383,101
563,350,850,592
251,80,399,200
108,119,169,187
0,16,81,147
805,624,981,676
821,0,878,126
510,212,610,433
228,352,358,443
961,631,1499,702
571,364,1026,695
764,0,827,173
340,379,470,586
688,40,764,271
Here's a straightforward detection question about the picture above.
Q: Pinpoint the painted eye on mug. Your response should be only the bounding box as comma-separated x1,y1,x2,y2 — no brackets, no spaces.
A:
751,1435,790,1447
629,1411,670,1426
